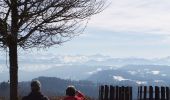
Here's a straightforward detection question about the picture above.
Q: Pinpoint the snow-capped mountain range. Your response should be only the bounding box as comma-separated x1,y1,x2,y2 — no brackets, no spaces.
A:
1,54,170,83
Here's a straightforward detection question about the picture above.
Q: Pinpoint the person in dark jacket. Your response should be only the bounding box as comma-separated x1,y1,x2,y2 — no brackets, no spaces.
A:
63,85,85,100
22,80,49,100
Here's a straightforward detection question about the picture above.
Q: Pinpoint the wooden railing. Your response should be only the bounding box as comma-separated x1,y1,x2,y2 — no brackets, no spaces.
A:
99,85,132,100
99,85,170,100
137,86,170,100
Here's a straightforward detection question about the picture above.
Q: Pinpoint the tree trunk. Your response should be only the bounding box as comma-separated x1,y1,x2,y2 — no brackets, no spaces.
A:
9,43,18,100
10,0,19,99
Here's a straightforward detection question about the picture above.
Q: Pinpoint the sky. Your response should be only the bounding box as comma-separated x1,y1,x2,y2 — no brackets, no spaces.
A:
1,0,170,59
41,0,170,59
2,0,170,81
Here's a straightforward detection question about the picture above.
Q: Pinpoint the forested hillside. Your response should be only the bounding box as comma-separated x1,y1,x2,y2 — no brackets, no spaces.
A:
0,77,98,98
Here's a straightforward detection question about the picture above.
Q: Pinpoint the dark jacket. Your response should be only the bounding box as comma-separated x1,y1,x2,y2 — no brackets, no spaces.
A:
22,91,49,100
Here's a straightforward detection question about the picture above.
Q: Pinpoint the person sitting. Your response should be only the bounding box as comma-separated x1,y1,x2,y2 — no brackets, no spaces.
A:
22,80,49,100
63,85,85,100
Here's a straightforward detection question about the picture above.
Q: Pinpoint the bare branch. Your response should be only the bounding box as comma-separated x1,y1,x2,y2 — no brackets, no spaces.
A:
4,0,10,6
4,8,10,22
0,18,7,36
0,0,106,48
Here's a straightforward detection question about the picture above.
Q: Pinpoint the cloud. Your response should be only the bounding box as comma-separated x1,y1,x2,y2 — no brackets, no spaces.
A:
113,76,128,81
151,71,160,75
19,64,54,72
87,68,102,75
61,55,88,63
88,0,170,35
136,81,147,85
128,71,137,75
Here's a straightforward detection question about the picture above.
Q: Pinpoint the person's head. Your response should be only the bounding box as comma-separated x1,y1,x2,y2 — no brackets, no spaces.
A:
31,80,41,92
66,85,76,96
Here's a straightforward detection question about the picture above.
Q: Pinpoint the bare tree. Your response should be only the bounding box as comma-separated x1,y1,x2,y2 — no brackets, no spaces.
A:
0,0,106,100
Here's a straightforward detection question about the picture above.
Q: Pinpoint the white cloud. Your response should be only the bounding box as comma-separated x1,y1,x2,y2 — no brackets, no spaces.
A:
19,64,53,72
88,0,170,35
87,68,102,75
136,81,147,85
113,76,128,81
61,55,88,63
128,71,137,75
151,71,160,75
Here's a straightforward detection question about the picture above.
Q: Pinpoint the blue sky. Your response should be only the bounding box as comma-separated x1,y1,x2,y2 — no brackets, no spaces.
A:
41,0,170,58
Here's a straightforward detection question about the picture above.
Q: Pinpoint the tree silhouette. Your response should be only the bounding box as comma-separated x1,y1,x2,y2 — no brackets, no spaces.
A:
0,0,106,100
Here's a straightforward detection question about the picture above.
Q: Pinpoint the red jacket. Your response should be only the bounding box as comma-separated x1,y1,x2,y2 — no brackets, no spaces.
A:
63,91,85,100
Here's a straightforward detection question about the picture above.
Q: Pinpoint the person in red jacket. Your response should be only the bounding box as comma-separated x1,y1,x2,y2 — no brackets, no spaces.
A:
63,85,85,100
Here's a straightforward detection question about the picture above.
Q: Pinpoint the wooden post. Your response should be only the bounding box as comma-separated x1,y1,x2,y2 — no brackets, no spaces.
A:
161,87,165,100
139,86,142,100
137,87,140,100
121,86,125,100
155,86,160,100
110,85,115,100
149,86,153,100
99,85,104,100
119,87,122,100
166,87,169,100
144,86,147,100
104,85,109,100
116,86,119,100
125,87,130,100
130,87,132,100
